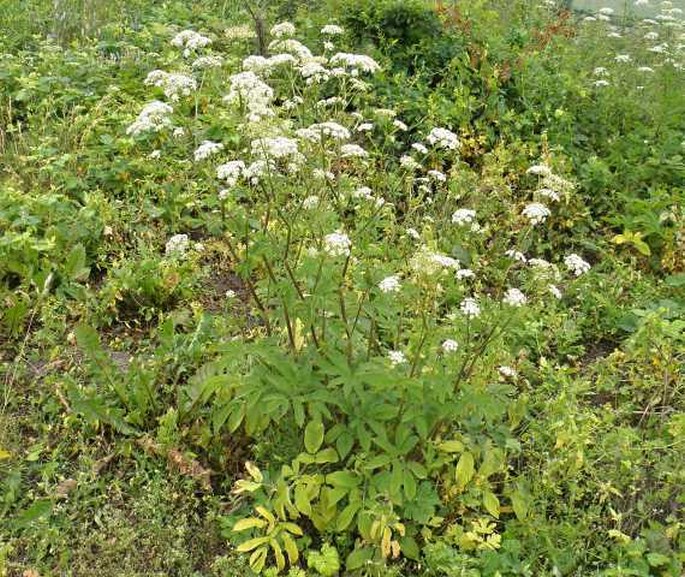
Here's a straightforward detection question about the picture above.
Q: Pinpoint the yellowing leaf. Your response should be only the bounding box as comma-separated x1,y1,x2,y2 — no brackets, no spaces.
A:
304,419,325,454
0,449,11,460
483,490,500,518
245,461,263,483
437,440,465,453
455,451,475,488
249,546,268,573
236,536,270,552
232,517,267,532
281,532,300,564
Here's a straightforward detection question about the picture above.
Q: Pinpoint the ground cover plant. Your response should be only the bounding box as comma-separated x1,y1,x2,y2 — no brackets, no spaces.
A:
0,0,683,575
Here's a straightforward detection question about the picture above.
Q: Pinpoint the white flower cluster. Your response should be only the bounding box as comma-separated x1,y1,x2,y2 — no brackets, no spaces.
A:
340,144,368,158
502,288,527,307
321,24,344,35
165,233,190,256
460,297,481,318
296,121,351,142
243,53,297,76
522,202,551,225
194,140,224,162
441,339,459,353
224,71,274,122
144,70,197,101
126,100,173,136
216,160,246,187
388,350,407,366
378,275,401,293
324,231,352,256
268,39,313,61
171,30,211,56
426,127,460,150
225,24,255,40
192,55,224,69
452,208,476,226
564,253,591,276
329,52,381,75
271,21,296,38
410,247,460,276
251,137,300,160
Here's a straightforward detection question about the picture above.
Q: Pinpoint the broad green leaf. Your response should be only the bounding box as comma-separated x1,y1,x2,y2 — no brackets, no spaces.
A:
249,546,268,572
271,539,286,571
364,453,392,470
437,440,465,453
346,546,374,570
399,535,420,560
294,484,312,516
483,490,500,518
511,491,528,521
455,451,475,488
314,447,339,464
304,419,325,454
326,471,359,489
336,502,361,531
281,532,299,564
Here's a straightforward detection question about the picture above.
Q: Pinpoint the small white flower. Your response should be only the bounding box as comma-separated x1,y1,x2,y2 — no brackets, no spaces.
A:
426,127,460,150
528,258,552,269
270,22,296,38
537,187,560,202
452,208,477,226
593,80,611,88
441,339,459,353
498,365,518,379
456,268,475,280
522,202,551,225
411,142,428,154
165,234,189,256
172,127,186,138
218,189,231,201
637,66,654,73
593,67,609,76
378,275,401,293
615,54,632,63
564,253,591,276
356,122,374,132
400,155,419,170
460,297,481,318
505,249,527,263
217,160,246,186
548,284,563,299
406,227,420,240
352,186,373,199
324,231,352,256
194,140,224,162
393,119,408,131
502,288,527,307
321,24,344,35
428,170,447,182
302,195,320,209
388,350,407,366
225,289,237,299
526,164,553,177
323,40,335,51
148,149,161,159
340,144,369,158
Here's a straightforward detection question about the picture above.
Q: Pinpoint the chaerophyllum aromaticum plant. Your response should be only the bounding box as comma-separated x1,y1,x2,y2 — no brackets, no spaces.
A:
124,19,595,574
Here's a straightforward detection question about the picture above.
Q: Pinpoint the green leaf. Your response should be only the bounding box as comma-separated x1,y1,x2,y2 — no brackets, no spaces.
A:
336,431,354,459
12,499,52,529
511,491,528,521
304,419,325,454
483,490,500,518
399,535,420,560
63,243,90,281
346,546,374,570
455,451,475,488
364,453,392,470
326,471,359,489
294,484,312,516
336,502,361,531
437,440,465,453
249,546,268,573
314,447,339,464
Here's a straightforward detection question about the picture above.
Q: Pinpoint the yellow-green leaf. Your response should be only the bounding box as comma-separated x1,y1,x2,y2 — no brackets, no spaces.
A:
245,461,263,483
281,522,304,536
281,532,300,564
271,539,286,571
483,490,500,519
0,449,11,460
455,451,475,488
304,419,325,454
437,440,464,453
255,506,275,526
249,546,268,573
511,491,528,521
236,536,270,552
233,517,267,532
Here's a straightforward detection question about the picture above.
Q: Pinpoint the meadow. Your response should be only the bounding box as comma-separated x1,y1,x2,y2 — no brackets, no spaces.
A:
0,0,683,575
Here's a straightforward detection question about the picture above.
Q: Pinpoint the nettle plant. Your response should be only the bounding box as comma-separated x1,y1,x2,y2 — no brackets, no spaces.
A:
125,20,594,575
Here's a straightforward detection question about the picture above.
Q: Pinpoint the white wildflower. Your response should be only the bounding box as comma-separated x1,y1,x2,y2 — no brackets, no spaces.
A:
225,24,256,41
428,170,447,182
505,249,527,263
498,365,518,379
564,253,591,276
126,100,173,136
406,227,420,240
393,119,408,131
321,24,344,35
460,297,481,318
411,142,428,154
400,155,419,170
441,339,459,353
452,208,476,226
356,122,374,132
388,350,407,366
302,195,320,209
502,288,527,307
526,164,552,177
378,275,401,293
548,284,563,299
456,268,475,279
615,54,632,63
194,140,224,162
270,22,296,38
329,52,381,74
165,233,189,256
216,160,246,186
324,231,352,256
340,144,369,158
192,55,224,69
522,202,551,225
426,127,460,150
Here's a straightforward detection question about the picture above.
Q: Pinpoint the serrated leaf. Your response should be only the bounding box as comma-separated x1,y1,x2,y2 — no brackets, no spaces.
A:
304,419,325,454
455,451,475,488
